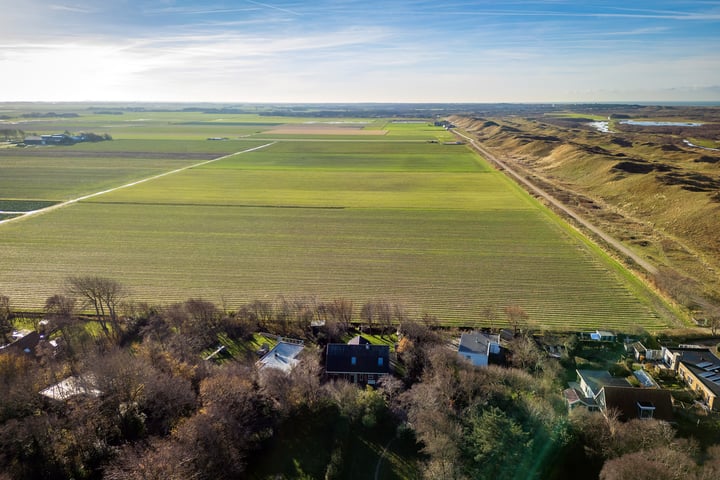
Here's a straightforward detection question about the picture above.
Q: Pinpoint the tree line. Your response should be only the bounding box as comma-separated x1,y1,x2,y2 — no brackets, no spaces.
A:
2,276,720,479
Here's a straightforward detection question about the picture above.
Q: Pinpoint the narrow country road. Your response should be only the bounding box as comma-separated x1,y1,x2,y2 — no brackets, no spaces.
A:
453,129,659,276
0,142,275,227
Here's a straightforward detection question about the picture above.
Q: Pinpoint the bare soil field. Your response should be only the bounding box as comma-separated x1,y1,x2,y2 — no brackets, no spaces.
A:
266,124,387,135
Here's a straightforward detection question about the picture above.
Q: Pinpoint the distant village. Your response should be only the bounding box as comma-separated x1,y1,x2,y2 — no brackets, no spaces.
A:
21,132,112,146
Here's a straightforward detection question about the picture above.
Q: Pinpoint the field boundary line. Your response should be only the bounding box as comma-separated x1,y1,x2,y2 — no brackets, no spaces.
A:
0,142,275,227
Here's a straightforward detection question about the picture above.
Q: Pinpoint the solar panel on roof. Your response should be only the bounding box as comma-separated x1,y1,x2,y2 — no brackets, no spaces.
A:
697,361,714,368
700,371,716,378
706,375,720,382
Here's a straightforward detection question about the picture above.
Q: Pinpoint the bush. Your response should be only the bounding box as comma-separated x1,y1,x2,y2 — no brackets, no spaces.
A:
609,362,631,377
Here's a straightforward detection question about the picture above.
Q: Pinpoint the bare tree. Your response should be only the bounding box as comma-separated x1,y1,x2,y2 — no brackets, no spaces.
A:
481,305,497,330
706,306,720,336
508,335,544,372
377,301,393,333
318,299,353,341
331,298,353,331
184,298,220,330
0,295,11,343
505,305,529,336
247,299,274,330
360,301,377,332
67,276,126,339
44,294,77,342
361,300,393,333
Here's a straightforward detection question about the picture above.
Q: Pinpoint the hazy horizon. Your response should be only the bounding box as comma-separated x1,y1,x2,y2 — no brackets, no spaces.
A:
1,0,719,103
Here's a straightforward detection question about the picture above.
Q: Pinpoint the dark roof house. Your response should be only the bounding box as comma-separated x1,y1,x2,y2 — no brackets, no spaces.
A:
0,330,40,355
326,343,390,385
601,386,673,422
564,369,673,422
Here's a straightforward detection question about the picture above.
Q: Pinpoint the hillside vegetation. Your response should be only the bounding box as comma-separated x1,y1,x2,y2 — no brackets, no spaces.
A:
451,107,720,321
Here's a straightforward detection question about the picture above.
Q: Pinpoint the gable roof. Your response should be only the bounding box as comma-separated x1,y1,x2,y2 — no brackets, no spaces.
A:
602,386,673,422
347,335,371,345
326,343,390,375
39,375,101,401
458,332,500,356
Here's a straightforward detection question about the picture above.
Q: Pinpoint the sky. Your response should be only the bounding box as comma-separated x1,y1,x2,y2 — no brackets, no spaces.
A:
1,0,719,103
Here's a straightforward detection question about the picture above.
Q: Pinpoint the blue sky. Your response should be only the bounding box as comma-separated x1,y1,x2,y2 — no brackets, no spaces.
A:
1,0,719,102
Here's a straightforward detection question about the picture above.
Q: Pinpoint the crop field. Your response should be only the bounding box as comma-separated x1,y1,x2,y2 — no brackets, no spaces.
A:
0,111,673,330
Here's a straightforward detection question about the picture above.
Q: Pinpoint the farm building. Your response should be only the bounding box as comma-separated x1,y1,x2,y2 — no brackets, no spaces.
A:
22,136,44,145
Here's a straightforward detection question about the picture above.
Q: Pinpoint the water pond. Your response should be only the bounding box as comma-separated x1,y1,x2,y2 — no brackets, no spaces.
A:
620,120,703,127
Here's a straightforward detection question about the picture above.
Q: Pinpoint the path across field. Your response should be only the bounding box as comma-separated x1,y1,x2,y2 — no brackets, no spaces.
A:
0,142,275,227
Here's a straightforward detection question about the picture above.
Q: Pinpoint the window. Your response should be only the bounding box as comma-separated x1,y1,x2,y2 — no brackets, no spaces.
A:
637,402,655,419
378,357,383,366
351,356,357,365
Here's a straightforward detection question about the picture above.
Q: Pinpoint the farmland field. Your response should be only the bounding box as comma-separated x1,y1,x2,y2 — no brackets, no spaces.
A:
0,110,674,330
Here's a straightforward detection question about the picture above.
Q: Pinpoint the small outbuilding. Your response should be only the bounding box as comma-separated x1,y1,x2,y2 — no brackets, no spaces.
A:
457,332,501,367
257,338,305,373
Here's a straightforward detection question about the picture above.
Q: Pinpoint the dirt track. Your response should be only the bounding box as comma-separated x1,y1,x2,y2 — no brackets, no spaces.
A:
0,142,275,227
453,129,659,276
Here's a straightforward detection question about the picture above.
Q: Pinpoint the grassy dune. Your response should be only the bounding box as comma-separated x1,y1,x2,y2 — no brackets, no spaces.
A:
452,111,719,319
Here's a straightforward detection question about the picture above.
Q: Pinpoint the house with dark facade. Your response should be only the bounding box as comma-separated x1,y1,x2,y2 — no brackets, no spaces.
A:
325,342,390,386
0,330,40,355
564,369,673,421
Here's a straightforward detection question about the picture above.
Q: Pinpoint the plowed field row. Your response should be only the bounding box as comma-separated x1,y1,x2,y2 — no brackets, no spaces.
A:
0,121,674,330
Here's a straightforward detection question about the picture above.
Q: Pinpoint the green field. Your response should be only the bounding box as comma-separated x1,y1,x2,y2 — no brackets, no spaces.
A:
0,111,673,330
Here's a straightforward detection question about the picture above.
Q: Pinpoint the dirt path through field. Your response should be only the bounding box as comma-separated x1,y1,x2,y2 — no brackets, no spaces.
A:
0,142,275,227
453,129,659,276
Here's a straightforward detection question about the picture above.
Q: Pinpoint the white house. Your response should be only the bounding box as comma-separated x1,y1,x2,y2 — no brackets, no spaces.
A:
457,332,501,367
257,338,305,373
